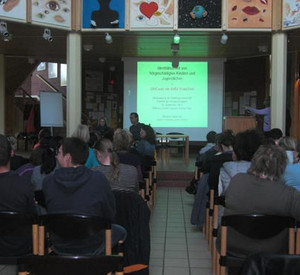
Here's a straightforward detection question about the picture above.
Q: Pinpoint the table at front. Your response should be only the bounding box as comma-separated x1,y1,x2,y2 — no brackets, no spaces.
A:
156,134,189,162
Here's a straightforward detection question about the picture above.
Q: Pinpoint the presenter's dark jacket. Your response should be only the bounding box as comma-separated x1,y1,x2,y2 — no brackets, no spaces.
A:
0,171,35,256
130,123,143,141
43,166,116,254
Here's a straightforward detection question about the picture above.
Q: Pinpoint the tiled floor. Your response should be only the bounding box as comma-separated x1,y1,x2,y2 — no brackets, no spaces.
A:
149,187,212,275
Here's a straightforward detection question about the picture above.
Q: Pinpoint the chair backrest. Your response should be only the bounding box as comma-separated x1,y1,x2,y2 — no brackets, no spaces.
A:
221,214,295,239
240,253,300,275
0,211,38,257
40,214,111,241
18,255,124,275
166,132,184,140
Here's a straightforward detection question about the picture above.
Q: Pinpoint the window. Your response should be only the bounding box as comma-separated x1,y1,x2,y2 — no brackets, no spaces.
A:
60,64,67,86
48,63,57,78
37,62,46,71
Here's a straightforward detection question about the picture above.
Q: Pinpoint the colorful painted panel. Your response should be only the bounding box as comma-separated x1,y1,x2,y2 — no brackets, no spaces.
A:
283,0,300,28
0,0,26,21
130,0,174,28
178,0,221,28
82,0,125,29
31,0,71,28
228,0,272,29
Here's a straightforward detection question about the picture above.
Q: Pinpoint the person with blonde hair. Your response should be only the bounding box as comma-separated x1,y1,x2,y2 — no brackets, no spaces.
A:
113,128,143,184
93,139,139,192
72,124,98,169
279,136,297,163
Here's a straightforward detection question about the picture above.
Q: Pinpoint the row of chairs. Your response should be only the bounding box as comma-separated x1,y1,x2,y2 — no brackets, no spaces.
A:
142,159,157,207
0,211,124,275
202,187,300,275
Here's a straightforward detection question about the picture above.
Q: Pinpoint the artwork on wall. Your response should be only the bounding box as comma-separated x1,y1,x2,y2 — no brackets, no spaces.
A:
178,0,221,28
31,0,71,28
130,0,174,28
282,0,300,28
0,0,26,21
82,0,125,29
228,0,272,29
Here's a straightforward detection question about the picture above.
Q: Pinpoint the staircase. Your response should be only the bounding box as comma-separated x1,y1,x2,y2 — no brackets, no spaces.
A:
157,171,193,187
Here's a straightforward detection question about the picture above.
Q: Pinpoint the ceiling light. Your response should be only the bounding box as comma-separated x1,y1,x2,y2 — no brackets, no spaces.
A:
98,57,106,63
0,21,9,37
105,33,113,44
173,33,180,44
2,32,12,42
83,44,93,51
220,33,228,45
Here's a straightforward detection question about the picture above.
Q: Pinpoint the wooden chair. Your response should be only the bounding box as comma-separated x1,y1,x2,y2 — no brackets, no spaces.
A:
38,214,113,256
18,254,124,275
0,211,38,264
166,132,185,153
219,214,296,275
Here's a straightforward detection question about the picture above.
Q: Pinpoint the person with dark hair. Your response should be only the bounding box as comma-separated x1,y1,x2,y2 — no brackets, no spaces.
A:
42,137,126,255
0,134,35,258
31,137,58,191
268,128,283,145
93,139,139,192
135,124,156,159
129,112,143,142
95,117,111,139
218,129,263,195
207,130,235,194
221,144,300,258
33,128,51,150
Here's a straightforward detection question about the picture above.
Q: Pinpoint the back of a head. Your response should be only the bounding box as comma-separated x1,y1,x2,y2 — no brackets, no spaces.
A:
269,128,283,141
72,124,90,144
38,128,51,141
141,124,156,145
217,130,235,148
94,138,113,155
0,135,11,167
248,144,287,181
206,131,217,143
233,130,263,161
62,137,89,165
279,136,297,151
113,128,133,151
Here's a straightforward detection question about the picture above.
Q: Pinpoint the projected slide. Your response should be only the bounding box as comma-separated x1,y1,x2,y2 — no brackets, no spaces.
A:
137,61,208,127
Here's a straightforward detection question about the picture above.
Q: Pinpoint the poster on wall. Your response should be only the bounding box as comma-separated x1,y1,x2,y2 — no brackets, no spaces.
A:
227,0,272,29
178,0,221,28
82,0,125,29
0,0,26,22
282,0,300,28
31,0,71,28
130,0,174,28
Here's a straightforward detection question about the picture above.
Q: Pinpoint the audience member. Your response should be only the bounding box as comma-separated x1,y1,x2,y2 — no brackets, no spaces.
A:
222,144,300,257
129,112,143,142
93,139,139,192
95,117,111,139
267,128,283,145
279,136,297,163
135,124,156,159
113,128,143,183
283,141,300,192
15,147,43,177
0,134,35,257
7,135,29,170
43,137,126,255
33,128,51,150
198,131,217,156
208,130,235,195
72,124,99,169
31,137,58,191
218,129,263,196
